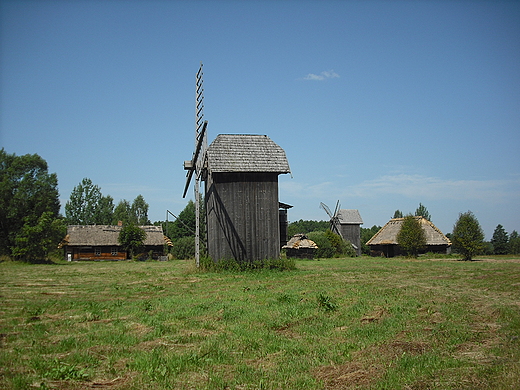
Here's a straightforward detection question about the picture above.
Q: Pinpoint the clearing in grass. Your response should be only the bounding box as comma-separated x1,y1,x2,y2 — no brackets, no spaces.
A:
0,256,519,389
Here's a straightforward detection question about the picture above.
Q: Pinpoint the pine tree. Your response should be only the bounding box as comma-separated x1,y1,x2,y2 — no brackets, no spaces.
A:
509,231,520,255
415,203,431,221
491,224,509,255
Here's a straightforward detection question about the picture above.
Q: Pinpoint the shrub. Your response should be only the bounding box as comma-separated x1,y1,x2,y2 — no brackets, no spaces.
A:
308,230,355,258
397,215,426,258
452,211,485,261
307,231,334,258
199,257,296,272
171,236,195,260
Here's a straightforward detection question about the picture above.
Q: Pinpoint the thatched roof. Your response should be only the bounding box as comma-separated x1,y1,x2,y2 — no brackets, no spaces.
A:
337,209,363,225
282,234,318,249
366,217,451,246
206,134,291,174
60,225,169,247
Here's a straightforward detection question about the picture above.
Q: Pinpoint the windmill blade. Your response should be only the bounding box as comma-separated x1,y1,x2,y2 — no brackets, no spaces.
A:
320,202,333,219
332,219,343,238
182,169,195,198
182,120,208,198
333,200,340,217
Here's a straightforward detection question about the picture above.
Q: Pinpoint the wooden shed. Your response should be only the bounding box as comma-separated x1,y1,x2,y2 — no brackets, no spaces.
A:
336,209,363,256
366,217,451,257
282,233,318,259
60,225,170,261
204,134,291,262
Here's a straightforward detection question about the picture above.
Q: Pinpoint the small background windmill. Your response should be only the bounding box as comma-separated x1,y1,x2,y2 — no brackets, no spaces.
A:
320,200,343,238
320,201,364,256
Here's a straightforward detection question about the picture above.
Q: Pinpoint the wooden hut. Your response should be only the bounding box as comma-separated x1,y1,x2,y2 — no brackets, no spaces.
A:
283,233,318,259
204,134,291,262
336,209,363,256
366,217,451,257
60,225,171,261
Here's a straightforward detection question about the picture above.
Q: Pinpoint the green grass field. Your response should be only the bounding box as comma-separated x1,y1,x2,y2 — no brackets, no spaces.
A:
1,256,519,389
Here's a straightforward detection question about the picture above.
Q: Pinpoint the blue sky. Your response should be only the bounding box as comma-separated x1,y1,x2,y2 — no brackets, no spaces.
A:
1,0,519,239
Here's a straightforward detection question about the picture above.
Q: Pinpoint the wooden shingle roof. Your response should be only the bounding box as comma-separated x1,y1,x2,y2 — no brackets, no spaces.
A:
366,217,451,246
61,225,168,247
337,209,363,225
206,134,291,174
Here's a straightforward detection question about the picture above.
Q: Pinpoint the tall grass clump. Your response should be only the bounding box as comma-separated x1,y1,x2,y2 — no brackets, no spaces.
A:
199,256,296,272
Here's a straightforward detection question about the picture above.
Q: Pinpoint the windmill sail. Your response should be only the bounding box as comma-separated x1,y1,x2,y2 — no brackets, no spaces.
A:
183,120,207,198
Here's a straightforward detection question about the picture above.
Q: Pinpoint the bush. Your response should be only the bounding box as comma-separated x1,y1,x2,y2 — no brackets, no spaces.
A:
452,211,485,261
308,230,355,258
307,231,334,258
171,236,195,260
199,256,296,272
396,215,426,258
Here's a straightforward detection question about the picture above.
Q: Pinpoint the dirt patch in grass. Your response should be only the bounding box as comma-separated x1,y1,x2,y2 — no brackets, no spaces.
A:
314,361,384,389
314,336,432,389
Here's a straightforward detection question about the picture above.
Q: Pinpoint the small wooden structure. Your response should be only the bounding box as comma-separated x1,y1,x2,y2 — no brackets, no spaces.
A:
366,217,451,257
279,202,293,249
205,134,291,262
336,209,363,256
60,225,171,261
283,233,318,259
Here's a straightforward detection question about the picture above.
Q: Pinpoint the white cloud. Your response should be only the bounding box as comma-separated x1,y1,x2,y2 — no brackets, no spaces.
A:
303,70,340,81
348,174,519,202
281,174,520,203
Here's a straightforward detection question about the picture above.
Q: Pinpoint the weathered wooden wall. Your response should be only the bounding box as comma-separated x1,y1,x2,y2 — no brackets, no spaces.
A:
339,224,361,256
206,172,281,262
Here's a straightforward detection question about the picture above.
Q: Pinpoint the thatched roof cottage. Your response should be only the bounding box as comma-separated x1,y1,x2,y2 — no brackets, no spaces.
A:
366,216,451,257
60,225,171,261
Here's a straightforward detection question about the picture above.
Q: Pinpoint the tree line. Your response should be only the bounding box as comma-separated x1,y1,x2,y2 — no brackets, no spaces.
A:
65,178,150,226
0,149,153,262
2,149,518,262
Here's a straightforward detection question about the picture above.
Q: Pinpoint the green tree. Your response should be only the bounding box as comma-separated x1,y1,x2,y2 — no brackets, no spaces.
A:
288,220,329,237
171,236,196,260
65,178,103,225
118,224,146,259
397,215,426,258
97,195,114,225
393,210,403,218
131,195,150,225
491,224,509,255
324,229,356,257
112,200,132,225
307,231,334,259
168,198,205,240
415,203,431,221
451,211,485,261
11,212,66,262
509,230,520,255
0,149,60,257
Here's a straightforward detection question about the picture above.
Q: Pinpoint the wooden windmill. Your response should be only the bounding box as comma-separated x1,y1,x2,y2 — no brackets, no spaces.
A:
320,202,364,255
320,201,343,239
183,63,207,267
183,64,291,264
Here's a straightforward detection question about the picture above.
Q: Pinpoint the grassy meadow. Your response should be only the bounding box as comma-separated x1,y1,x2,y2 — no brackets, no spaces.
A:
1,256,519,389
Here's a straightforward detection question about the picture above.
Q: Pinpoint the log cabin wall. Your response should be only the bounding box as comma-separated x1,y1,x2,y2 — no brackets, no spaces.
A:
69,246,126,260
